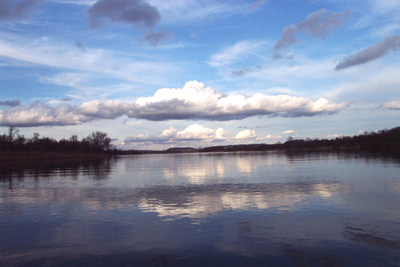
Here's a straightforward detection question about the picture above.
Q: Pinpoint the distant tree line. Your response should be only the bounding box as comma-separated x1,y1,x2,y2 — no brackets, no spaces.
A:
0,127,114,153
281,127,400,153
199,127,400,154
1,126,399,155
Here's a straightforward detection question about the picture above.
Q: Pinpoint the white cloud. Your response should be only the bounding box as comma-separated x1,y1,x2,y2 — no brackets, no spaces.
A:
381,100,400,110
265,134,281,139
235,129,256,140
215,128,227,140
124,133,151,143
282,130,294,134
0,81,349,127
327,134,340,139
124,124,227,145
130,81,349,121
78,100,132,119
159,126,177,139
175,124,216,140
0,102,88,127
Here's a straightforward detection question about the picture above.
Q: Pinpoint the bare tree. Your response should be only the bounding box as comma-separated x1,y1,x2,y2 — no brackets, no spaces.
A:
85,131,112,152
7,127,19,142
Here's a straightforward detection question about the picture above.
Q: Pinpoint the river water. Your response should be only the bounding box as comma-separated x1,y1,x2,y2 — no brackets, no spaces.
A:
1,152,400,266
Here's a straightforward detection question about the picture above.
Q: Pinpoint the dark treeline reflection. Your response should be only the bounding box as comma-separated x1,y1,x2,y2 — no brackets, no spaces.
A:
0,158,113,189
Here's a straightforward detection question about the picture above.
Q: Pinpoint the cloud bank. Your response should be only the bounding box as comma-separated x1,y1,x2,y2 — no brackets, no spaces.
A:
274,8,350,51
0,102,89,127
0,0,43,22
129,81,349,121
87,0,161,28
0,81,348,127
335,35,400,70
124,124,226,144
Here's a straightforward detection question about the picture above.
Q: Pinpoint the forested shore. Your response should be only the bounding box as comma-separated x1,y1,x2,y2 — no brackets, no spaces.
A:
1,126,400,159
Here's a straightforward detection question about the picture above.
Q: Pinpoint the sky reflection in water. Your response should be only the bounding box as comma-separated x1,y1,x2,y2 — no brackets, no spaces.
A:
1,152,400,266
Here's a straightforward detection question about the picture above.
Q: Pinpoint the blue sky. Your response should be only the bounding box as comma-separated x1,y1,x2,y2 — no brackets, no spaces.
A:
0,0,399,149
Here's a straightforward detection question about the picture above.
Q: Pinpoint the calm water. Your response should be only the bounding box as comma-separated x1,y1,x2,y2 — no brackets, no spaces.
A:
1,152,400,266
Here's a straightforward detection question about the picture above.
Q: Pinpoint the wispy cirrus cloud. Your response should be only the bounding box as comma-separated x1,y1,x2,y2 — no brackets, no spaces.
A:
147,0,246,24
0,81,349,127
0,38,181,85
335,35,400,70
245,0,268,16
208,40,266,67
274,8,351,51
0,0,43,22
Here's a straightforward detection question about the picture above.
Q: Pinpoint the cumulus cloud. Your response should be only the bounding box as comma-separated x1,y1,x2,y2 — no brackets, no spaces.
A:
78,100,132,119
0,81,348,127
87,0,161,28
274,8,350,51
381,100,400,110
124,124,227,144
175,124,216,141
235,129,256,140
0,0,43,22
130,81,349,121
0,99,20,107
141,29,173,46
124,133,152,143
335,36,400,70
0,102,89,127
159,126,177,139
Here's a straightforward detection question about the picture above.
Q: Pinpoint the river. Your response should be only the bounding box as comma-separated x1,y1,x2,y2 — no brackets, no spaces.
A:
1,151,400,266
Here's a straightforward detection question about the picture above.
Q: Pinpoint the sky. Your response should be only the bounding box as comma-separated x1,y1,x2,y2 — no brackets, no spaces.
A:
0,0,399,150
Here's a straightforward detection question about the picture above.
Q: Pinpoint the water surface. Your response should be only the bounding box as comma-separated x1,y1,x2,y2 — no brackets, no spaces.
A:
1,152,400,266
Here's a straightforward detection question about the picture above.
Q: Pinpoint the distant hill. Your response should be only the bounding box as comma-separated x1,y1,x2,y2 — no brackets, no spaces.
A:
165,147,197,153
